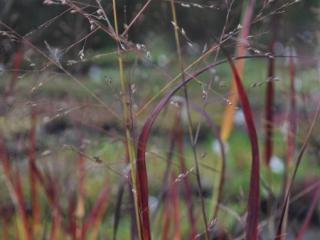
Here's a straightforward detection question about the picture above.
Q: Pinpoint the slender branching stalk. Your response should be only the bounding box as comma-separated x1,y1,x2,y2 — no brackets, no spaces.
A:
170,1,209,239
111,1,143,240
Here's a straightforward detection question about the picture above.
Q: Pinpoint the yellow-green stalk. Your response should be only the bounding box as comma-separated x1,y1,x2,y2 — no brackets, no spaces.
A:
111,1,142,240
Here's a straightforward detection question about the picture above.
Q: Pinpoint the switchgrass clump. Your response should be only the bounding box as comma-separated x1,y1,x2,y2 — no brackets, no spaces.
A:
0,0,320,239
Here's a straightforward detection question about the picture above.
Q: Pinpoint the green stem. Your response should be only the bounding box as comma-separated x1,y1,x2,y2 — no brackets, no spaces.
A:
111,1,143,240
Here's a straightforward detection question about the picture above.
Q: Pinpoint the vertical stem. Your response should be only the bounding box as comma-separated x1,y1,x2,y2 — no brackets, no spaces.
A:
111,1,142,240
281,46,297,239
169,1,209,239
176,113,196,239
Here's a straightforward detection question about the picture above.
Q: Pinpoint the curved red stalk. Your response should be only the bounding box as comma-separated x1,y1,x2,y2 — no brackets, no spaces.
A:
136,59,231,240
136,52,286,239
224,52,260,240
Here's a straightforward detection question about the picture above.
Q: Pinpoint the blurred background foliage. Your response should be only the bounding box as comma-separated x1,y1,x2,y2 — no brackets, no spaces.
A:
0,0,319,64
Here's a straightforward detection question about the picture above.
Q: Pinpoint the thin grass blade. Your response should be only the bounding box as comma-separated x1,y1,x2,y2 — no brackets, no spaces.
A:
275,103,320,240
175,112,197,239
264,41,275,166
161,198,170,240
295,184,320,240
112,180,125,240
171,172,181,240
81,181,109,239
287,48,297,165
224,51,260,240
189,103,226,222
28,110,41,236
151,110,177,222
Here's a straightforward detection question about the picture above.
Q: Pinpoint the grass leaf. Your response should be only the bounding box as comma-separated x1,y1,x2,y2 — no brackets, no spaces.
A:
220,0,256,141
264,41,275,166
224,50,260,240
